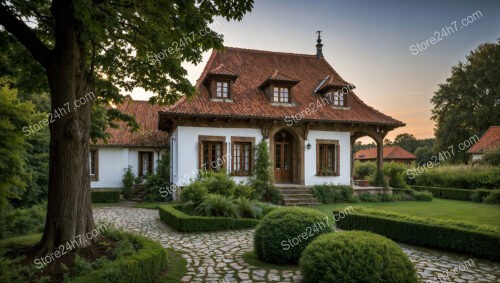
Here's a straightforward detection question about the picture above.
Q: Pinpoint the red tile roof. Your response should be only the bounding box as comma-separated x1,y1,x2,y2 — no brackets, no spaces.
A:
207,64,238,77
467,126,500,154
94,99,168,147
160,47,403,127
355,146,417,160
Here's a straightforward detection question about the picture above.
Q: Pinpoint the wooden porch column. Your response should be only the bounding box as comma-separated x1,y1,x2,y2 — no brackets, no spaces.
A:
376,137,384,174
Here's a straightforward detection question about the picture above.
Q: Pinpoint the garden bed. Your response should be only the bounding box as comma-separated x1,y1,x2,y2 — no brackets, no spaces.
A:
159,204,260,232
334,208,500,261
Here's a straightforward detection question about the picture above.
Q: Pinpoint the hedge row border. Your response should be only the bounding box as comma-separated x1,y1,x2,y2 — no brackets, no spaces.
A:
334,210,500,261
159,204,260,232
91,189,120,203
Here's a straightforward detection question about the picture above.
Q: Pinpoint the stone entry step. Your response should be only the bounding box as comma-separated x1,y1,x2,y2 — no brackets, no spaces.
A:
276,185,320,206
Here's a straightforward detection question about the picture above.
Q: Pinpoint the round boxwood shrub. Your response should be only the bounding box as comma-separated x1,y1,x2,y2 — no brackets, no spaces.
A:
254,207,332,264
299,231,418,283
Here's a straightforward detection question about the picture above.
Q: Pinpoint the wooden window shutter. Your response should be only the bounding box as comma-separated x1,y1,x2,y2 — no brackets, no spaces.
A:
316,143,320,175
336,144,340,176
198,141,203,170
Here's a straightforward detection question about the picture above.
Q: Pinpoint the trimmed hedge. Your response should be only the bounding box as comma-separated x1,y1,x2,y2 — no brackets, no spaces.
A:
412,185,473,201
159,204,260,232
312,184,353,204
300,231,418,283
254,207,332,264
334,209,500,261
71,233,167,283
91,189,120,203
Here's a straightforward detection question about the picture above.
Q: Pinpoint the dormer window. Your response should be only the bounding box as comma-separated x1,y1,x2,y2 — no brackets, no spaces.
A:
273,86,290,103
332,91,345,107
316,75,354,108
260,70,299,104
216,81,230,98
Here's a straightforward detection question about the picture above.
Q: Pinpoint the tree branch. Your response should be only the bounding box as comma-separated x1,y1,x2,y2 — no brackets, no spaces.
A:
0,4,51,68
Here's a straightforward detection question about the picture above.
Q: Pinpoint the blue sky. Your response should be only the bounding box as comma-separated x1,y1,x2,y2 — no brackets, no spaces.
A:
132,0,499,140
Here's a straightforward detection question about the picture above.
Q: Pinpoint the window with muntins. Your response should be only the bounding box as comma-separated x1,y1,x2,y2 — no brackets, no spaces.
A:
332,91,345,107
273,86,289,103
201,141,224,171
139,151,153,177
316,142,340,176
232,142,252,175
216,81,229,98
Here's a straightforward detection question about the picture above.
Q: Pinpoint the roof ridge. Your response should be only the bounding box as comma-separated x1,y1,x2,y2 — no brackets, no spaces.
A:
224,46,318,58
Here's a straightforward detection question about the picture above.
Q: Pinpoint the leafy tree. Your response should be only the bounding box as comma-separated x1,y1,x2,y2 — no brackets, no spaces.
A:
0,80,33,224
0,0,253,252
122,166,135,200
249,140,274,200
414,146,434,166
383,138,393,147
393,133,418,153
431,41,500,163
353,141,376,153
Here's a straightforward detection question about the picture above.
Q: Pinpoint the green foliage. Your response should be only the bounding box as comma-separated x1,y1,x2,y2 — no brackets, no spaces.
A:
254,207,332,264
91,190,120,203
413,165,500,189
368,171,388,188
359,193,380,202
353,161,376,180
431,41,500,163
249,141,274,201
194,194,239,218
233,197,264,219
1,203,45,239
199,171,237,195
299,231,418,283
0,81,33,220
312,184,353,204
393,133,419,154
414,146,434,166
413,186,473,201
262,186,283,205
122,166,135,199
383,162,408,188
180,181,208,204
483,190,500,204
229,184,255,199
411,190,433,201
145,153,172,202
480,148,500,166
159,204,260,232
334,208,500,260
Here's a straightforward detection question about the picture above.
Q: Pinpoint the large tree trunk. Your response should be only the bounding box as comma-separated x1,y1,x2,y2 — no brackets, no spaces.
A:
38,0,95,254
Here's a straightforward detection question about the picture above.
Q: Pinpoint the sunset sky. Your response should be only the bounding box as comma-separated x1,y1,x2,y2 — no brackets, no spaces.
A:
131,0,499,142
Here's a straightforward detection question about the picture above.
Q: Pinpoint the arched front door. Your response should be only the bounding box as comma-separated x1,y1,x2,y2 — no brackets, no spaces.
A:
274,130,293,183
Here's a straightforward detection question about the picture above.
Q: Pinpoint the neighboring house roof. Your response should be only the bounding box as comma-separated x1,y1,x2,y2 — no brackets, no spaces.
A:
93,99,168,148
160,47,403,127
467,126,500,154
355,146,417,160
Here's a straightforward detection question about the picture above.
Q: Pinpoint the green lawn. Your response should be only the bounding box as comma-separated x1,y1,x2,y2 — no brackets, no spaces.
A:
311,199,500,227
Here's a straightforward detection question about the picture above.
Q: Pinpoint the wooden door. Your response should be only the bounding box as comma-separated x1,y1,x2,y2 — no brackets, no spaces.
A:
274,132,293,183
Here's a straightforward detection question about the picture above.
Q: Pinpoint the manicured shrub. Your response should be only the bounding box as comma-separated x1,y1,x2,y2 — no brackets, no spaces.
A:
122,166,135,199
413,186,473,201
335,208,500,260
383,162,408,188
230,184,256,199
159,205,260,232
412,165,499,189
200,171,237,195
91,189,120,203
368,171,388,187
359,193,380,202
180,181,208,204
410,190,433,201
194,194,239,218
144,154,172,202
254,207,332,264
312,184,353,204
379,192,395,202
353,160,376,180
261,185,283,204
483,190,500,204
299,231,418,283
471,189,490,202
249,141,274,200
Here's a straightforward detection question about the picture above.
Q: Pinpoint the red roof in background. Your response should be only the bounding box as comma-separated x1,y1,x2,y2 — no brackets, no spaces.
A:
160,47,404,126
467,126,500,154
355,146,417,160
93,99,168,147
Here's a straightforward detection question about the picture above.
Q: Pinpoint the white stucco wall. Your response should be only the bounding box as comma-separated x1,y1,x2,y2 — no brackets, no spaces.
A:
172,126,262,186
91,147,166,189
471,153,483,161
171,126,351,187
304,130,351,186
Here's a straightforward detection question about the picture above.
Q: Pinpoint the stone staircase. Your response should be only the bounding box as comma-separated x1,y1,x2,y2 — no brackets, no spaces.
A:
277,185,320,206
130,184,148,202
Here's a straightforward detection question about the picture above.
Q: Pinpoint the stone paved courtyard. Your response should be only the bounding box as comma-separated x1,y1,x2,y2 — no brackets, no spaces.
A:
94,207,500,283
